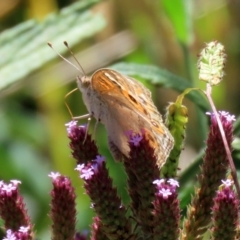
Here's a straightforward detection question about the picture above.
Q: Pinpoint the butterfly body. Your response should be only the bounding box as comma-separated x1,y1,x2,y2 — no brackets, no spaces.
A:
77,68,174,167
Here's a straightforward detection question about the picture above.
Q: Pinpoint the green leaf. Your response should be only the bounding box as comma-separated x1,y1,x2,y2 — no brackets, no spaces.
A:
0,0,106,91
111,62,209,113
161,0,193,45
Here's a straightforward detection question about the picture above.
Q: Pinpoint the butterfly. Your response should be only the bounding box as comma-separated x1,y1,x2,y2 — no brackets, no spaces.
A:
48,41,174,168
77,67,174,168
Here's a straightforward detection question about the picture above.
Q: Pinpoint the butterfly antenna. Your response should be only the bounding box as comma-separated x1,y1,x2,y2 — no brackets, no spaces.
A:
47,42,81,72
63,41,86,77
48,42,84,118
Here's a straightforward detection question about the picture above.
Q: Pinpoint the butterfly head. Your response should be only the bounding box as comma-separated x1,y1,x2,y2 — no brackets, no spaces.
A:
77,75,91,91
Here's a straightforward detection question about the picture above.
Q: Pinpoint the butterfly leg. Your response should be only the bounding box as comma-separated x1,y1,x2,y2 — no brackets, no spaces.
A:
73,113,91,120
82,117,92,143
73,114,92,143
92,120,99,141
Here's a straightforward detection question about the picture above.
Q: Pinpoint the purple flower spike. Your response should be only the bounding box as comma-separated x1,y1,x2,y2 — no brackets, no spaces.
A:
3,226,31,240
78,156,135,239
212,181,239,239
153,179,180,239
182,110,235,239
49,173,76,240
65,121,99,164
0,181,33,234
124,131,160,237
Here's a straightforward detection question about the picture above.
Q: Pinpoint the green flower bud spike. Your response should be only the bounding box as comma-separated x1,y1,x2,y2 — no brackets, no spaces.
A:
198,41,226,86
161,89,193,178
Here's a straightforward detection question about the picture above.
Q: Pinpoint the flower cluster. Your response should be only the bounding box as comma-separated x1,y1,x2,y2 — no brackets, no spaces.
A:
65,121,98,164
182,111,236,239
3,227,31,240
211,179,239,239
198,41,226,85
49,172,77,240
0,181,33,240
152,179,180,239
0,109,238,240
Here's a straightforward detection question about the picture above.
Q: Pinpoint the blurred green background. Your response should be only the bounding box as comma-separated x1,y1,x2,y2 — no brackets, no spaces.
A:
0,0,240,238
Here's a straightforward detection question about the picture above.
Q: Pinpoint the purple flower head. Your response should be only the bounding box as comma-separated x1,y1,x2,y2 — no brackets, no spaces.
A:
206,111,236,124
75,156,106,178
65,120,78,134
65,121,88,140
225,114,236,122
153,179,165,186
3,230,16,240
159,188,172,199
153,178,179,189
48,172,61,180
66,120,99,164
80,167,94,180
214,185,238,213
218,111,236,122
75,164,85,172
127,131,143,146
1,183,17,196
75,163,94,180
167,178,180,188
94,155,105,165
154,178,179,198
221,179,233,188
3,226,30,240
92,155,106,173
10,180,21,186
19,226,30,233
218,111,229,117
129,134,143,146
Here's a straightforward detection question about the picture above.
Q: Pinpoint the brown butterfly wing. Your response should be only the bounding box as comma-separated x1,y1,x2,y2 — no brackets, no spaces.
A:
91,68,174,166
